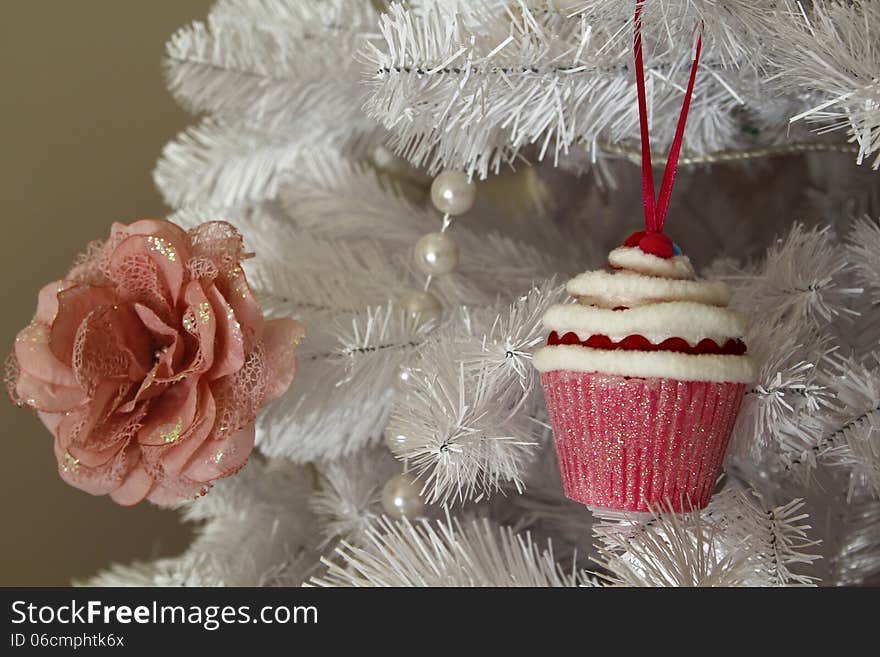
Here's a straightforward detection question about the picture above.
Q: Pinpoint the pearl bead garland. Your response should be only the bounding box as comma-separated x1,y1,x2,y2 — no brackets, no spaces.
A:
398,169,475,325
385,168,476,522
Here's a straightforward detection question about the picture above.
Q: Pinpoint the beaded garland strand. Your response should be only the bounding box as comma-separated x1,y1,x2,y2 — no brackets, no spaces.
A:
380,170,478,519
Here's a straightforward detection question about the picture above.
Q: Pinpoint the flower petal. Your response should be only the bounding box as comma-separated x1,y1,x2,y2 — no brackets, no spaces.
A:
217,266,264,343
151,382,216,477
109,463,154,506
70,305,153,389
137,378,199,446
69,439,129,469
38,410,63,436
178,281,216,376
35,280,70,324
15,322,78,388
146,478,206,506
49,285,118,366
108,220,192,307
205,284,245,381
183,422,255,483
16,370,86,412
108,236,178,312
262,317,304,403
133,303,183,379
54,380,119,450
54,438,137,497
122,219,190,243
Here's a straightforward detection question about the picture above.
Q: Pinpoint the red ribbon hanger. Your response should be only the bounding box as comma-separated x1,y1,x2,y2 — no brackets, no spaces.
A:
631,0,703,248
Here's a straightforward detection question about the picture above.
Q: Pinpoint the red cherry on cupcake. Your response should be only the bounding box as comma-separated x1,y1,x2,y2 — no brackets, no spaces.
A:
638,232,675,258
622,230,677,258
623,230,646,247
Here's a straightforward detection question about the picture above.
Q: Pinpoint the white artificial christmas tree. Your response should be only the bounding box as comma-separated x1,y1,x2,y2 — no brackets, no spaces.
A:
89,0,880,587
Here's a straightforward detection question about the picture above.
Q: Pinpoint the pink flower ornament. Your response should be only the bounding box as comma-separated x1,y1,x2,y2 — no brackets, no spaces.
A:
7,219,303,505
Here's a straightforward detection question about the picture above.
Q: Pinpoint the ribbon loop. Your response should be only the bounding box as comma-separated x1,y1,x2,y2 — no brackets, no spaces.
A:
633,1,703,234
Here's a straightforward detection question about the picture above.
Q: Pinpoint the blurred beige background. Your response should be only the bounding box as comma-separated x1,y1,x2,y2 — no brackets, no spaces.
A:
1,1,215,585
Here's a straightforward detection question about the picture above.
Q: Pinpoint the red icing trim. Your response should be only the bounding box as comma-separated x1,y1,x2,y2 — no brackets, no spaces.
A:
547,331,747,356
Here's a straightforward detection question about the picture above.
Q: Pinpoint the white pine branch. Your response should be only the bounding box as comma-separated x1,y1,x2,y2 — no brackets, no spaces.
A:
720,222,859,467
717,488,820,585
169,202,413,314
730,317,836,464
774,0,880,169
830,493,880,585
363,1,756,176
166,0,375,133
86,457,320,586
154,119,316,208
732,223,861,325
377,280,560,504
280,150,433,245
592,483,820,586
456,280,565,393
593,504,756,587
848,216,880,305
279,150,562,301
384,348,538,505
570,0,779,67
309,448,401,545
310,513,592,587
819,354,880,497
259,304,434,463
335,303,436,390
493,437,599,565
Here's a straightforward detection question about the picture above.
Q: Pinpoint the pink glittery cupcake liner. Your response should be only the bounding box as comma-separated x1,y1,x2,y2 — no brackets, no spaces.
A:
541,369,745,513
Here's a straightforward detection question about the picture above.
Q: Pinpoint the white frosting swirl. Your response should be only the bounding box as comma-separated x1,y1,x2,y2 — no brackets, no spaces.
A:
566,270,730,308
542,301,747,346
608,246,695,279
535,243,755,383
534,345,755,383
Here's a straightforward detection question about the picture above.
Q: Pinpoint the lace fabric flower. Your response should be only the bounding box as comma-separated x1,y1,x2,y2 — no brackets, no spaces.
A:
6,219,303,505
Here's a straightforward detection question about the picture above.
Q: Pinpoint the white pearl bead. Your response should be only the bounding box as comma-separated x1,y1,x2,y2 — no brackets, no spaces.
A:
383,426,408,453
372,145,396,168
396,366,413,386
381,473,425,520
393,364,416,392
430,170,476,216
402,290,442,326
392,353,421,393
414,232,459,276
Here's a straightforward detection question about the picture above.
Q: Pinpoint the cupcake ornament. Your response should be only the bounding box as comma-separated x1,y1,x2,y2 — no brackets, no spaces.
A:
533,3,756,513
